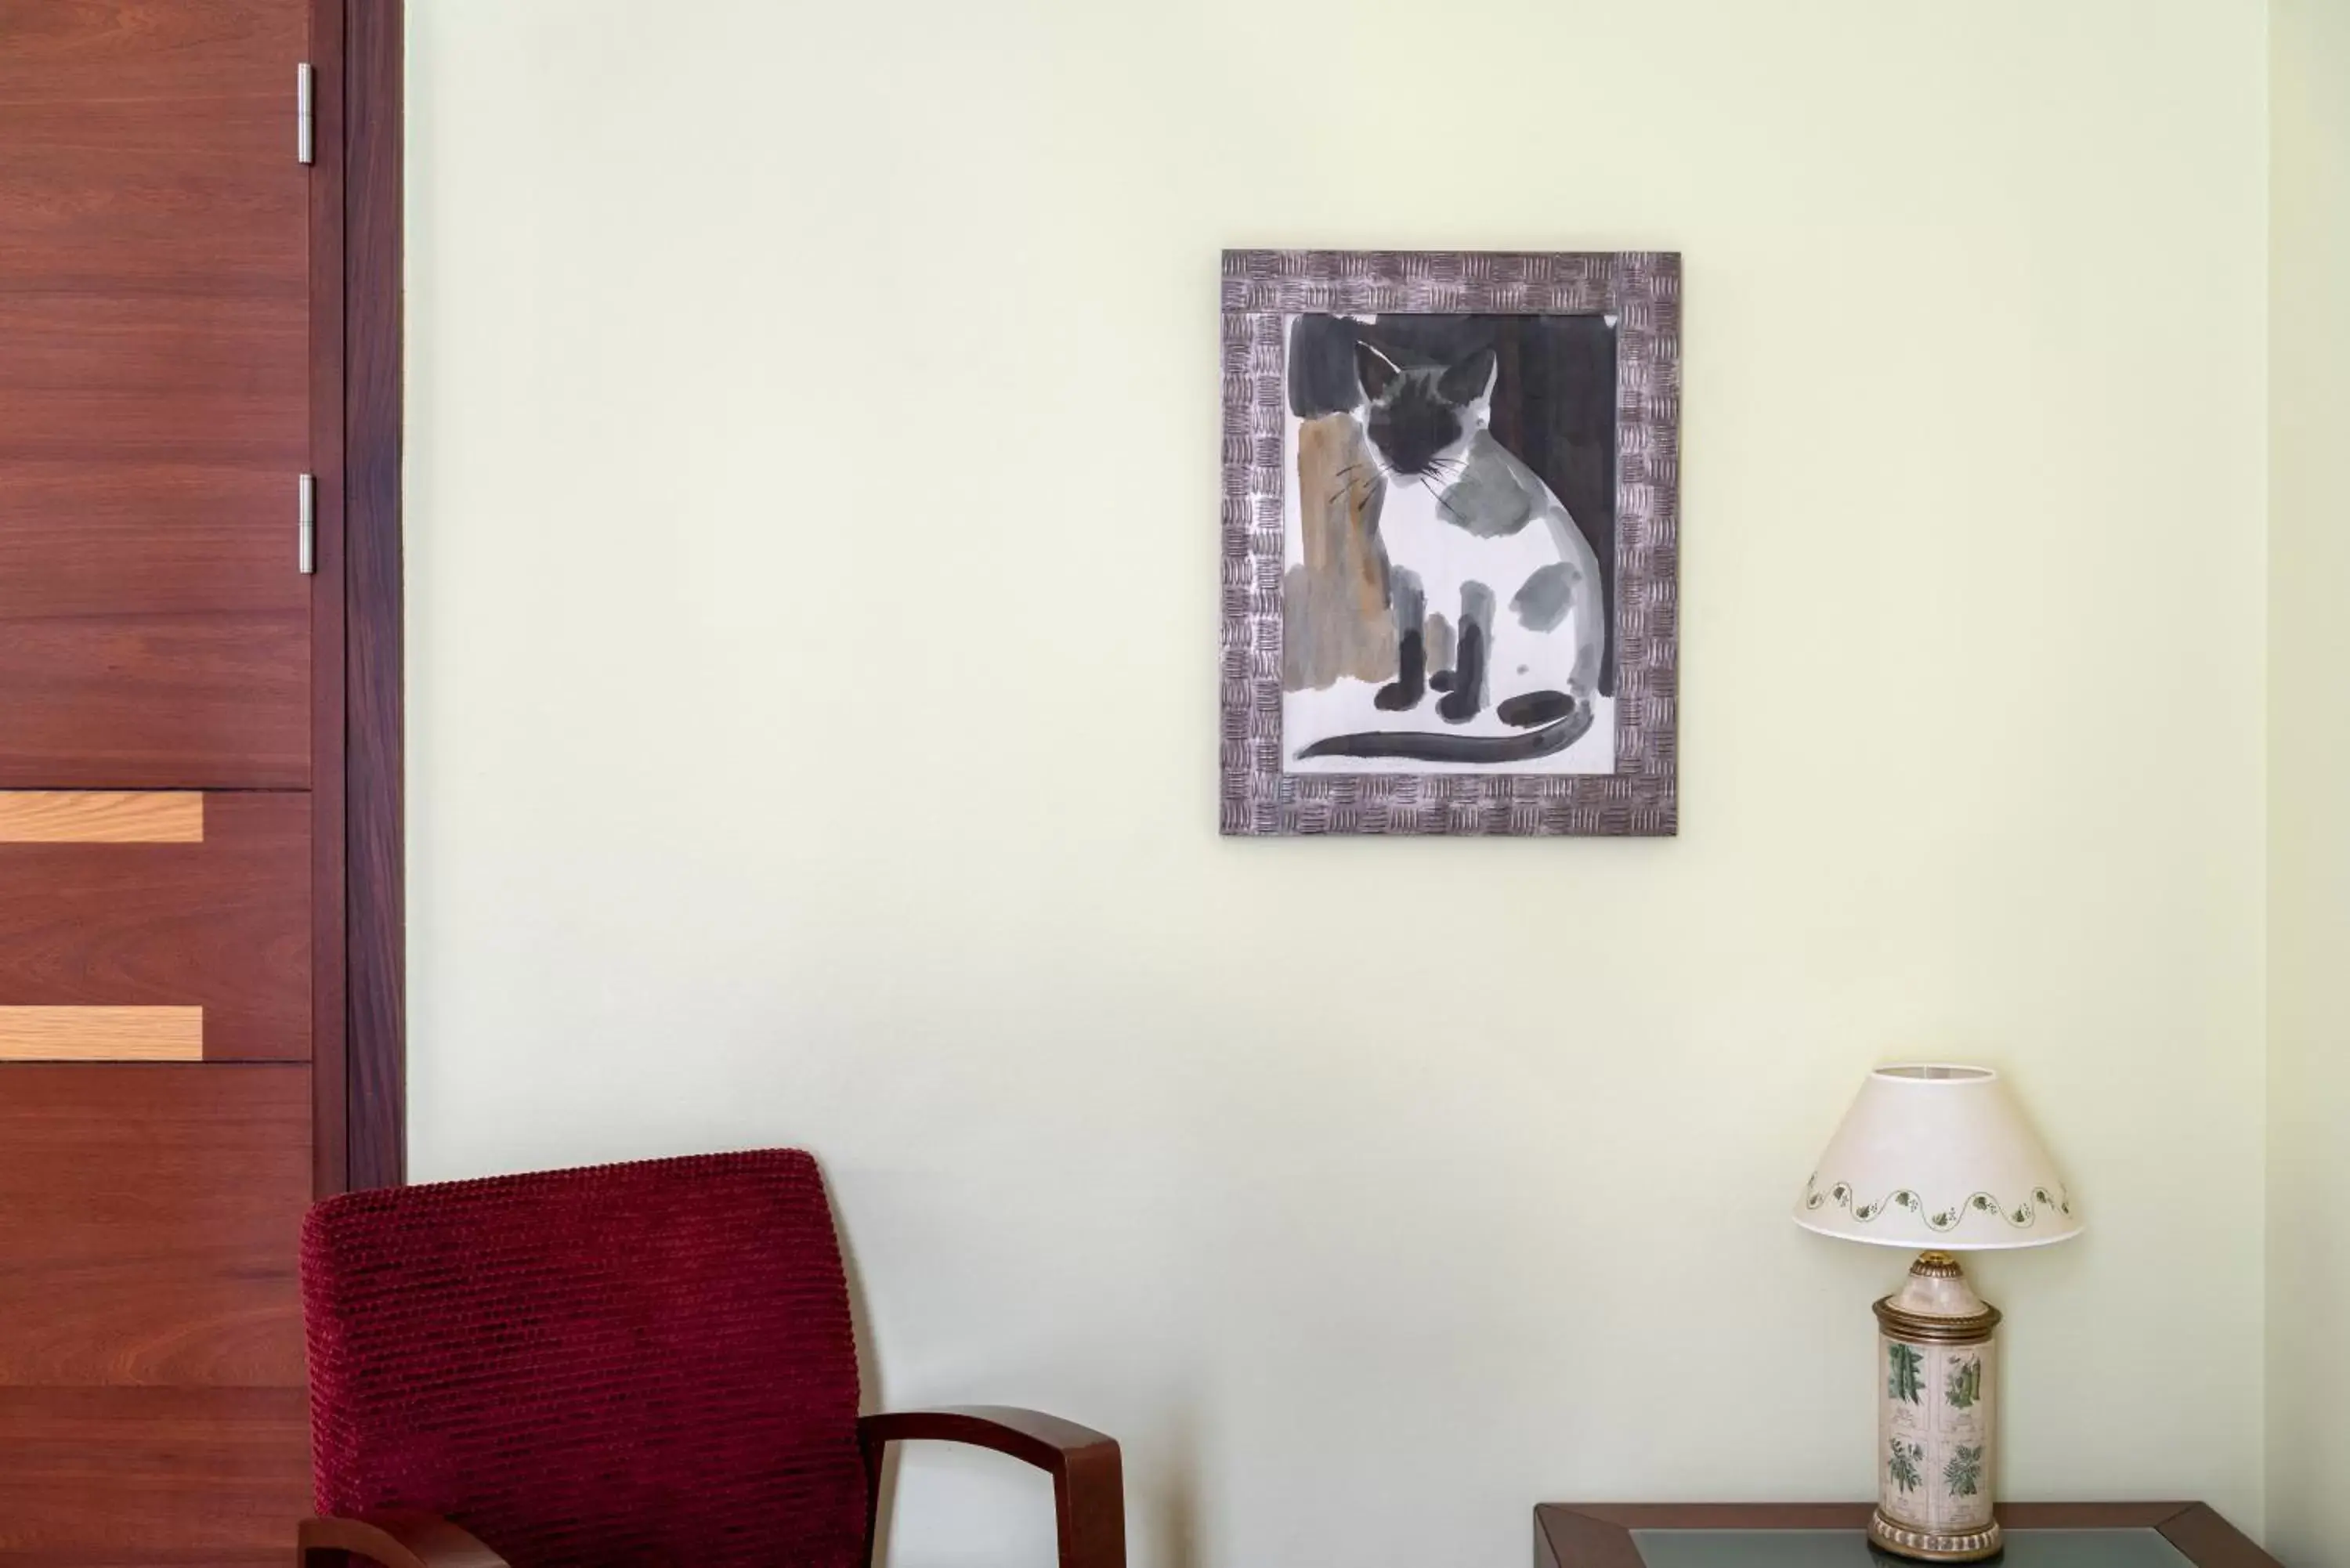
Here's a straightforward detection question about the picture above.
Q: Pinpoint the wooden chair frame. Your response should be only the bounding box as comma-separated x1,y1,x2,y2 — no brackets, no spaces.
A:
298,1404,1126,1568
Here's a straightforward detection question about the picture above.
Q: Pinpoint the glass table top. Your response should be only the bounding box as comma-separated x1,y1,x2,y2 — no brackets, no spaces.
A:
1631,1529,2193,1568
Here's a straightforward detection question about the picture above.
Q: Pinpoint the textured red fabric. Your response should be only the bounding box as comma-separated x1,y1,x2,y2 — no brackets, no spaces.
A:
302,1150,867,1568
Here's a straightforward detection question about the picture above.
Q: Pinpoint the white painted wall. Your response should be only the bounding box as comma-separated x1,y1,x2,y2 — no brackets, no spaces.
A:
2266,2,2349,1562
404,4,2272,1563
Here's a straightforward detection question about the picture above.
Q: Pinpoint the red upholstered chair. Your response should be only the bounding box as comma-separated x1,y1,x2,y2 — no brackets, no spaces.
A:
297,1149,1123,1568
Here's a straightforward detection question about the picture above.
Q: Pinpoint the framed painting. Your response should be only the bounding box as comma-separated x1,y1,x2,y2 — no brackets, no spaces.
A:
1219,250,1680,836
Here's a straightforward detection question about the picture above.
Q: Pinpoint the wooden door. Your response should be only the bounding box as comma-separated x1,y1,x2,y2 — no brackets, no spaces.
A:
0,2,341,1561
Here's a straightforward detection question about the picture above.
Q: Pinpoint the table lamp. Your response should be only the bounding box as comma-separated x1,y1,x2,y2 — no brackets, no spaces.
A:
1794,1064,2081,1563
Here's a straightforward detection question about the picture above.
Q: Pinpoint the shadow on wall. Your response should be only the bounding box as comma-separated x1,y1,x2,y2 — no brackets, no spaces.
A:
831,1201,896,1561
1152,1401,1200,1568
830,1190,1200,1568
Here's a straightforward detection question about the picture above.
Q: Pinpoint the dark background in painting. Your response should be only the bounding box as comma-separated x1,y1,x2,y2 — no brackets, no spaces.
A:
1289,313,1619,696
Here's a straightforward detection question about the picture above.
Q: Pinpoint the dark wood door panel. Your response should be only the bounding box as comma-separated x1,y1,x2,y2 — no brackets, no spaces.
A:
0,1063,308,1387
0,1064,311,1564
0,0,311,789
0,794,309,1060
0,146,302,293
0,471,306,618
0,298,306,464
0,619,309,790
0,467,307,787
0,1555,296,1568
0,0,305,99
0,1556,299,1568
0,1386,309,1558
0,99,303,295
0,296,304,409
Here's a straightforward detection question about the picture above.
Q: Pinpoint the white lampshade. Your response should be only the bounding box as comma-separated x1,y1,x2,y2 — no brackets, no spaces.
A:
1794,1064,2081,1252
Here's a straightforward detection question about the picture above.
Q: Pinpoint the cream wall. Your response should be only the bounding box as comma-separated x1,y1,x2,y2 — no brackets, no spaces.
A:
2266,1,2349,1561
403,4,2272,1564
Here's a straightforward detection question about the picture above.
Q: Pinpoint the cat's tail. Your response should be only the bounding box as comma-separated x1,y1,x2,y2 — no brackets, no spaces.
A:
1294,700,1595,764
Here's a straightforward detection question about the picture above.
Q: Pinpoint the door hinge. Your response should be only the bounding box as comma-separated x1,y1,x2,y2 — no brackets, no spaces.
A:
297,63,316,164
298,474,316,574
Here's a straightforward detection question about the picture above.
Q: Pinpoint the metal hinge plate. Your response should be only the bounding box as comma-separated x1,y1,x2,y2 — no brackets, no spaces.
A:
298,474,316,574
298,63,316,164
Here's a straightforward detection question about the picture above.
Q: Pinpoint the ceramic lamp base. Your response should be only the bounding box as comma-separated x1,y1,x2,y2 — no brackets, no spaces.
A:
1869,1510,2003,1563
1870,1252,2002,1563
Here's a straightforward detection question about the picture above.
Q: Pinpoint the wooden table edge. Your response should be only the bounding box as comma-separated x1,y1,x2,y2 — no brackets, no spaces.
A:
1534,1502,2277,1568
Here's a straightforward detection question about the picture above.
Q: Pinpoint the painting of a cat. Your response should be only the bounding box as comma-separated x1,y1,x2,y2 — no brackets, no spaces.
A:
1219,250,1680,837
1282,312,1618,773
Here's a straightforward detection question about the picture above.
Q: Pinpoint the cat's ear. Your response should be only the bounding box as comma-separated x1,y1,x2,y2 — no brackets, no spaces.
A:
1354,340,1401,402
1440,346,1498,406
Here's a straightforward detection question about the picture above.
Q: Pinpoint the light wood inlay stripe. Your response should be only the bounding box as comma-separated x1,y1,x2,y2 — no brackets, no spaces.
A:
0,1008,203,1060
0,793,204,844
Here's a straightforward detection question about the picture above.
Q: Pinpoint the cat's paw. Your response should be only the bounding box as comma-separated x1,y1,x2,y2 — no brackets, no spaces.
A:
1428,670,1455,693
1374,680,1423,712
1437,688,1481,724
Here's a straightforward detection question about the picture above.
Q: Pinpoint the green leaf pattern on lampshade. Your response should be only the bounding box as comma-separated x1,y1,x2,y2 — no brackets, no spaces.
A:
1794,1065,2083,1252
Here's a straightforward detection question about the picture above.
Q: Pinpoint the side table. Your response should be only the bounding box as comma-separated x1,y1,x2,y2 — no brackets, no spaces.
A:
1536,1504,2278,1568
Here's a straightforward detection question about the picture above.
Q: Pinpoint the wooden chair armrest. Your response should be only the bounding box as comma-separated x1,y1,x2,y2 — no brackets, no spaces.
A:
859,1406,1123,1568
300,1511,512,1568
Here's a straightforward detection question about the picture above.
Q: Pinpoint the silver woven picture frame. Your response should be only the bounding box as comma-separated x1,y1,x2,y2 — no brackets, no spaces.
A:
1219,249,1680,836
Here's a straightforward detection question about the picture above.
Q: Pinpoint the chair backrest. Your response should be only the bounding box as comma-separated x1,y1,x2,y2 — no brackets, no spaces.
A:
302,1149,867,1568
